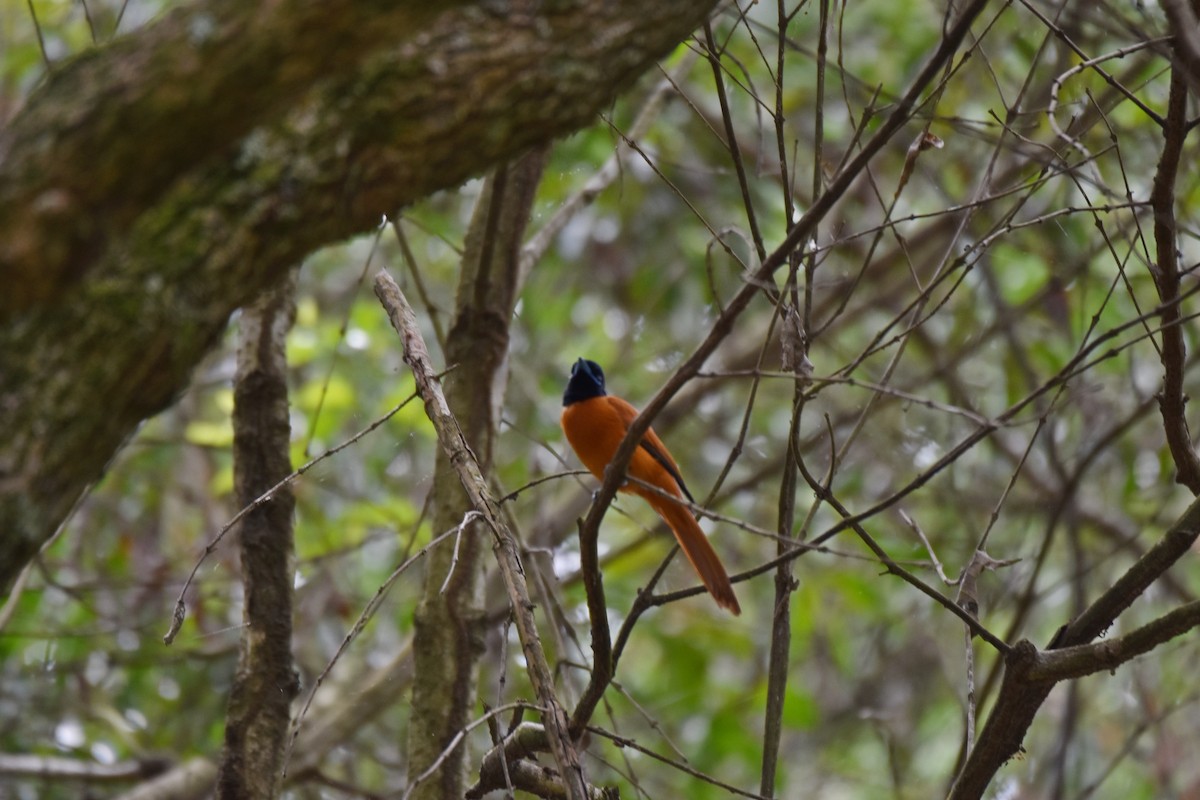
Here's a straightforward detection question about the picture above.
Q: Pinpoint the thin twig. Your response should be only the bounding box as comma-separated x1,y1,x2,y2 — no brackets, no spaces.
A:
283,525,461,776
586,726,767,799
404,703,542,800
24,0,49,66
164,382,440,644
440,511,481,593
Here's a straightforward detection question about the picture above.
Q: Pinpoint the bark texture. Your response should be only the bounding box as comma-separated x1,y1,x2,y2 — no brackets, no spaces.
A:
0,0,720,595
216,277,299,798
0,1,457,312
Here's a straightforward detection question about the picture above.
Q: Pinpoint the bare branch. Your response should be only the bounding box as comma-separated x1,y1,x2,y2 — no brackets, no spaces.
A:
1149,67,1200,493
373,271,591,800
0,754,172,783
575,0,993,655
1161,0,1200,94
951,493,1200,798
1027,600,1200,682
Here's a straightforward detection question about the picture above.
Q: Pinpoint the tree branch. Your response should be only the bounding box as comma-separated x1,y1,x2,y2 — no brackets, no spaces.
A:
950,493,1200,799
568,514,614,739
406,147,547,800
1149,66,1200,493
1161,0,1200,95
1026,600,1200,682
0,0,459,313
217,275,299,798
0,754,172,783
0,0,721,596
373,271,591,800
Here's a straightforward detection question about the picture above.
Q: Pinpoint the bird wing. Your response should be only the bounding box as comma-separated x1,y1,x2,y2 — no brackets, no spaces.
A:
603,396,695,502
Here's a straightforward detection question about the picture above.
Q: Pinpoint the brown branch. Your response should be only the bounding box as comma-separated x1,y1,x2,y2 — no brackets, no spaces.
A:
468,722,564,799
373,271,591,800
216,275,300,799
1060,495,1200,644
406,146,548,799
405,704,542,800
112,758,217,800
0,1,460,314
702,21,767,263
760,370,807,782
950,493,1200,799
1026,600,1200,682
0,754,172,783
1161,0,1200,95
568,515,613,739
471,753,616,800
585,726,766,799
0,0,722,597
1149,66,1200,493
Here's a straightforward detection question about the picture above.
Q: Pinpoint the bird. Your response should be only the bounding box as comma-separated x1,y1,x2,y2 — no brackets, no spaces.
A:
560,358,741,615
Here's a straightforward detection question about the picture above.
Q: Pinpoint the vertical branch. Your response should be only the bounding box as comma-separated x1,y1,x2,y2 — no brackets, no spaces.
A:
703,21,767,264
1149,67,1200,493
760,2,822,795
217,274,300,799
1161,0,1200,94
405,147,549,800
804,0,829,331
374,271,590,800
760,383,799,800
568,514,613,738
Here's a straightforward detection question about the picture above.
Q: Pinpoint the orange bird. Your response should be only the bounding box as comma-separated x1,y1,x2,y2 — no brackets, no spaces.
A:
560,358,740,615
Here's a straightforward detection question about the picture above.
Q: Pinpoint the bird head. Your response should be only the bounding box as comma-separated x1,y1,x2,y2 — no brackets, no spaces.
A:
562,358,607,405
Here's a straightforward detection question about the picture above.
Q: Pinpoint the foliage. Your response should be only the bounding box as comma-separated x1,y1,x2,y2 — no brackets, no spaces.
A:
3,0,1200,798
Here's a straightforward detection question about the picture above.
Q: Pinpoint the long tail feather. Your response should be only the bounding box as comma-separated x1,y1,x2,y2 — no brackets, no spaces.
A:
642,492,740,615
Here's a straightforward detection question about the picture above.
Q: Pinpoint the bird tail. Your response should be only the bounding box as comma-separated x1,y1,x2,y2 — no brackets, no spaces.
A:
641,491,741,615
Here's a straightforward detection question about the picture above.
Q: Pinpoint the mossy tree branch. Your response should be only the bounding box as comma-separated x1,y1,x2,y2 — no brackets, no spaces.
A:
0,0,720,595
